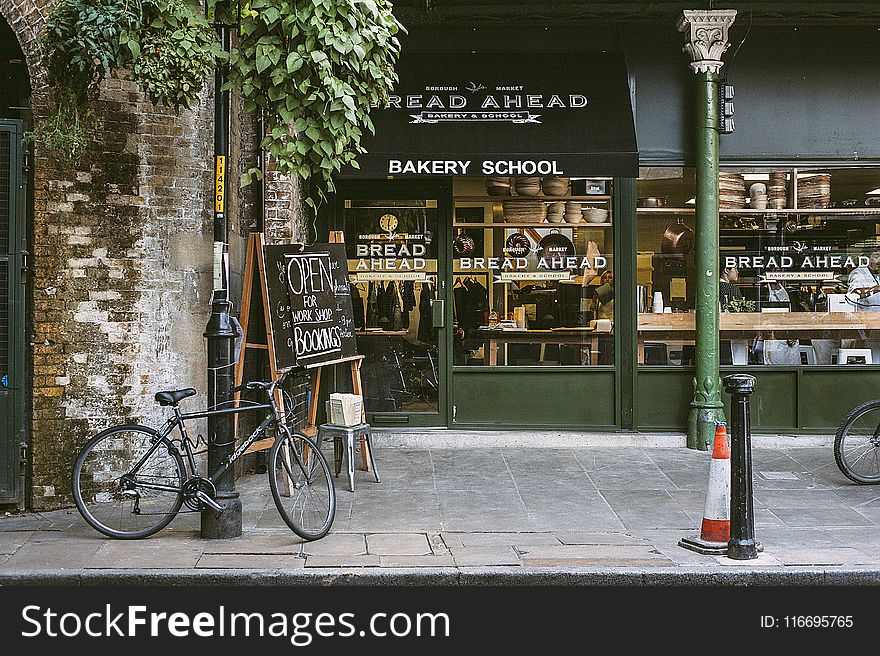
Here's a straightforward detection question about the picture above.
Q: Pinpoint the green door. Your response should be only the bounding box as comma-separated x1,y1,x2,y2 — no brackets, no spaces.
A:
334,179,451,427
0,120,25,503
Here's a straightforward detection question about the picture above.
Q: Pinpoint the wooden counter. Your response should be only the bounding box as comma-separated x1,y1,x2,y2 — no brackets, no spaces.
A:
639,312,880,334
637,312,880,364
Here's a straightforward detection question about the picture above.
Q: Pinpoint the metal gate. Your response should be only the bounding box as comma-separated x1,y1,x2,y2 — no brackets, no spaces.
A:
0,120,26,503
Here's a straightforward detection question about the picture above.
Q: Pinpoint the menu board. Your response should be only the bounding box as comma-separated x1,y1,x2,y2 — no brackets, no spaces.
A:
263,243,357,370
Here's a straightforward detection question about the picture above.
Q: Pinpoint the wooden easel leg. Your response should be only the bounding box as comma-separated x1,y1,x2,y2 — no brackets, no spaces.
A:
351,360,371,472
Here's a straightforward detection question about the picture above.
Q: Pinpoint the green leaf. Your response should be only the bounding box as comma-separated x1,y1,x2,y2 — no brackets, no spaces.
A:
284,52,301,73
255,52,272,73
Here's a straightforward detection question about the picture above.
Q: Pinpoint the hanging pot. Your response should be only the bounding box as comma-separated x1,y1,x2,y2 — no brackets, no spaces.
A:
660,218,695,256
504,232,531,258
453,232,476,256
537,229,575,262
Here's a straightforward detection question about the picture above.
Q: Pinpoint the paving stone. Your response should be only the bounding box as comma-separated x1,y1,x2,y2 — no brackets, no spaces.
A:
302,533,366,556
773,507,873,528
772,548,873,566
0,515,50,531
88,540,204,569
304,555,381,568
712,552,784,566
516,544,672,566
553,532,650,546
447,532,560,548
526,504,626,532
586,469,678,490
757,528,848,549
0,538,104,569
449,546,520,567
196,554,305,569
0,531,33,555
378,555,456,568
502,449,588,473
366,533,431,556
438,491,534,532
428,532,450,555
524,557,675,567
201,534,303,555
755,490,856,510
348,489,442,532
599,490,694,530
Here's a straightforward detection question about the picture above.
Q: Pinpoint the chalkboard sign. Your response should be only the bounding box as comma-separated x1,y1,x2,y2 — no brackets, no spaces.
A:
263,243,358,370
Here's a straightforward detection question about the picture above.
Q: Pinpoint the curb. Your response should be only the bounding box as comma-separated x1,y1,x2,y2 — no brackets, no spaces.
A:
2,567,880,586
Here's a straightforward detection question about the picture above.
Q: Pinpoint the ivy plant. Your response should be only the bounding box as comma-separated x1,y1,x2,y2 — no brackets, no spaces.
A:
228,0,403,208
33,0,219,161
129,0,223,110
36,0,405,212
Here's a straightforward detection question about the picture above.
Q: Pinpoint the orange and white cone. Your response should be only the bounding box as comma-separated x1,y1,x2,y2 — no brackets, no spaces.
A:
679,423,731,554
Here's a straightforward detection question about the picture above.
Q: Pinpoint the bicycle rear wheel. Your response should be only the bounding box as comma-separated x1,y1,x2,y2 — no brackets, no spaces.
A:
269,427,336,540
834,400,880,484
73,425,186,539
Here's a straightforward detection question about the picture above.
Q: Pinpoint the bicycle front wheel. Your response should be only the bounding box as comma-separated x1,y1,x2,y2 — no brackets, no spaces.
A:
835,400,880,484
73,425,186,539
269,428,336,540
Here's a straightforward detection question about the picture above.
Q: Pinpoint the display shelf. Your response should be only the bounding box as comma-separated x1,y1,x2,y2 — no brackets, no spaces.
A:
453,222,612,228
638,207,880,216
455,195,611,202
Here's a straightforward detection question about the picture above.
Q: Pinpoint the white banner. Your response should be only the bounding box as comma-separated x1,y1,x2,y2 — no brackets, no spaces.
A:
354,272,430,282
499,271,572,281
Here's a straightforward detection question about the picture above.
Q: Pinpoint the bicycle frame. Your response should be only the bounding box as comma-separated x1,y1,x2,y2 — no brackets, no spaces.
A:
126,390,288,497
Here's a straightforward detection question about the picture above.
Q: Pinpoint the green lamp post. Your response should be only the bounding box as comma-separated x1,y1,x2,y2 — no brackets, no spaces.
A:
677,9,737,450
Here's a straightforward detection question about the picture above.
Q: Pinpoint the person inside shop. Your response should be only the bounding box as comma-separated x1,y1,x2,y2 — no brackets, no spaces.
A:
847,246,880,311
720,266,744,311
593,270,614,320
845,246,880,364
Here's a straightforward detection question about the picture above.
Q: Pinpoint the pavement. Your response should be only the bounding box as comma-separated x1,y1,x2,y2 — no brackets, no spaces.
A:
3,435,880,585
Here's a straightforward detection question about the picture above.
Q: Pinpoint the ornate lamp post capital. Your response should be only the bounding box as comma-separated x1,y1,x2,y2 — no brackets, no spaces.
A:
677,9,738,74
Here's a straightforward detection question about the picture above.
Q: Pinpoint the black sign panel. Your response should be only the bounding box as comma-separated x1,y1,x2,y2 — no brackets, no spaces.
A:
350,51,638,178
263,244,357,371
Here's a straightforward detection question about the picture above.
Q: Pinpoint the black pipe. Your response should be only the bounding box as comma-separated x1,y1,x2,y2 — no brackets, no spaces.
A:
723,373,759,560
202,1,241,539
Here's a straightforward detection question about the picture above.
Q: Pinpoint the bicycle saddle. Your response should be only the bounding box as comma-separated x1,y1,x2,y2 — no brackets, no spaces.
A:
154,388,197,406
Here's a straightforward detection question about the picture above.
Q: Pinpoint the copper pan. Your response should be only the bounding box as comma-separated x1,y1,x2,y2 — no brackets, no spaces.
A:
661,217,695,256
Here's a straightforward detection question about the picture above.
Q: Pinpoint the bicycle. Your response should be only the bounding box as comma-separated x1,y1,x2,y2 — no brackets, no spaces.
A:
834,399,880,484
72,371,336,540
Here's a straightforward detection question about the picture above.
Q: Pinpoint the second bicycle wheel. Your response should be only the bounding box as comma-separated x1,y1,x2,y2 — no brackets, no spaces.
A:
834,400,880,484
73,425,186,538
268,428,336,540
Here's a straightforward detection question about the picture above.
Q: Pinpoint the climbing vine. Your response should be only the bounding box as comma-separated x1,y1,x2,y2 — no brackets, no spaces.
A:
229,0,403,208
35,0,404,210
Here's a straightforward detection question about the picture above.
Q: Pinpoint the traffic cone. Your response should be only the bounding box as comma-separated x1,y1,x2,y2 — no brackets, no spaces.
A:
679,423,731,554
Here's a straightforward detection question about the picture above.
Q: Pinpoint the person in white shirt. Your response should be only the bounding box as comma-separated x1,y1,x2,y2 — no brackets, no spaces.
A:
847,248,880,312
845,247,880,363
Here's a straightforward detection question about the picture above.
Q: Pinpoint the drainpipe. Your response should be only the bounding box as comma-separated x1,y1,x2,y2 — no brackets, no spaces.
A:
202,0,241,538
677,9,737,450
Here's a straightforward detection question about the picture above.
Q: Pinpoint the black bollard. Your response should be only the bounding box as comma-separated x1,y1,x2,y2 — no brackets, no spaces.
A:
723,373,759,560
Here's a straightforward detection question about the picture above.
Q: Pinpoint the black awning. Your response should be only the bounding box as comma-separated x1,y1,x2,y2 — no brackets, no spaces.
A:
350,51,638,178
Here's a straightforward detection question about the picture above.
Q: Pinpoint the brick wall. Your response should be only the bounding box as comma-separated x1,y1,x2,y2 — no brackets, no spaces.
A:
1,1,298,509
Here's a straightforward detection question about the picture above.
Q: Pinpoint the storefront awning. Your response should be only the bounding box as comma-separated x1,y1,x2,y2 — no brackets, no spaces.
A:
350,51,638,178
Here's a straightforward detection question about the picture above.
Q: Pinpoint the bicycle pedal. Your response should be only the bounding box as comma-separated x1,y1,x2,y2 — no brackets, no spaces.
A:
195,491,225,513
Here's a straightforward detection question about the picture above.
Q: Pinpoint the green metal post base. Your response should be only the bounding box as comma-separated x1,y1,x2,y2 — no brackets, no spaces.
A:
687,406,726,451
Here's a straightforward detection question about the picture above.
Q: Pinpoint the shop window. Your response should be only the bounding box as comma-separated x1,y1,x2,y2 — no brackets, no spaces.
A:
453,176,614,366
637,166,880,367
343,199,440,413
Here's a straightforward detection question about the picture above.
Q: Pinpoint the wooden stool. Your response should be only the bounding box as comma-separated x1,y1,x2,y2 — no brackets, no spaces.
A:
317,423,380,492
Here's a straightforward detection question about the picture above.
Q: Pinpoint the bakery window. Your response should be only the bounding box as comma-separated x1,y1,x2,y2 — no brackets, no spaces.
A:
453,176,615,366
637,166,880,366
